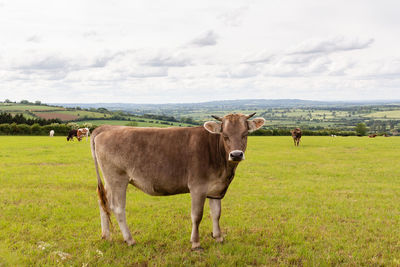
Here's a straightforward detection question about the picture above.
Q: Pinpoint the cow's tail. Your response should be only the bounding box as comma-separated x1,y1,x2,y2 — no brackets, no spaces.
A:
90,131,112,226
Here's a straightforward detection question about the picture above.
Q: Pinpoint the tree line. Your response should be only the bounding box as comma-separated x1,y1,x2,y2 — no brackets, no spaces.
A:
0,123,359,136
0,112,62,125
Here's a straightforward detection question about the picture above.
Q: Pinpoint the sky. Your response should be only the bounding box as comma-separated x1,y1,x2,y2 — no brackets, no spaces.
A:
0,0,399,103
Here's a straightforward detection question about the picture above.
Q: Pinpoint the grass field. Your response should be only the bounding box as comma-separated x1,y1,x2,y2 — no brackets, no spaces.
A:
366,110,400,119
1,136,399,266
57,110,113,119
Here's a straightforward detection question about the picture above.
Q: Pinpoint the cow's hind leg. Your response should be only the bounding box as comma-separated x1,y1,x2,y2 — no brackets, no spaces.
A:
109,181,135,245
209,198,223,243
99,196,111,240
102,169,135,246
190,190,206,250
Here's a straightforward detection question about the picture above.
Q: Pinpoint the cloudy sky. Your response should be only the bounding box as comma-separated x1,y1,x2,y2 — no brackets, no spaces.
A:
0,0,399,103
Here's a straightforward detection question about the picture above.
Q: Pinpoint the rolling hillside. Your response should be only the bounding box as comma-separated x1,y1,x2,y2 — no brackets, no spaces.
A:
0,103,195,127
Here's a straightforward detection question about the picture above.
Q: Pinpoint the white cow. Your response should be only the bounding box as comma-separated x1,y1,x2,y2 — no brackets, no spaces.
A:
49,130,55,137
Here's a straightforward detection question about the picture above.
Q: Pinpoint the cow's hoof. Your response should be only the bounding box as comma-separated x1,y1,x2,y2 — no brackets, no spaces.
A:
210,232,224,243
191,242,203,251
215,236,224,243
101,233,111,241
191,246,203,252
126,238,136,246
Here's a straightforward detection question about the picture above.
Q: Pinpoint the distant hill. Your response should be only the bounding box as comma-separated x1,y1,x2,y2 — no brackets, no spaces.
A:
55,99,400,117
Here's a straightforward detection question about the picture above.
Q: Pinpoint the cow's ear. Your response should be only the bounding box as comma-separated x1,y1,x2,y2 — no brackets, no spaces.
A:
247,117,265,132
204,121,222,134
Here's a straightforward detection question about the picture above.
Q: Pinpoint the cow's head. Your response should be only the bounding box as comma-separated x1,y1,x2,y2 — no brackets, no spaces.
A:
204,113,265,162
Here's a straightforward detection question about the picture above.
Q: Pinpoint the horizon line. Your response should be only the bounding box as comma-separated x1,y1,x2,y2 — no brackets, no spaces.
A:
48,98,400,105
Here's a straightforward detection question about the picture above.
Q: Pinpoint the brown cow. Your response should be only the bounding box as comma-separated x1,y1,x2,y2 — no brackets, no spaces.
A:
77,127,90,141
291,128,302,146
67,129,78,141
368,134,377,138
90,113,265,250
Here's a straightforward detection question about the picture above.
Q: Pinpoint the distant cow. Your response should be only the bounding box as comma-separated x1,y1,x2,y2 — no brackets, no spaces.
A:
67,129,78,141
369,134,377,138
77,128,90,141
291,128,302,146
49,130,55,137
91,113,265,249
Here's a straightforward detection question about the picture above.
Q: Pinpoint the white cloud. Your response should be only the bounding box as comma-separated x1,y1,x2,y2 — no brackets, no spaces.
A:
0,0,399,103
188,30,218,47
141,51,192,67
288,37,374,55
224,64,259,79
83,30,97,38
242,50,273,64
26,35,41,43
217,6,249,27
14,54,71,71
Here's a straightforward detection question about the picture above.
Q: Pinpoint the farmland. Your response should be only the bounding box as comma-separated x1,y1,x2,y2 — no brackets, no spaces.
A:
0,103,194,128
3,100,400,133
1,136,399,265
59,100,400,132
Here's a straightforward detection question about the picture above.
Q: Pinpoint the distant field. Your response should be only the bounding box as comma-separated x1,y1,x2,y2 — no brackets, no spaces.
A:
1,136,399,265
34,112,78,121
78,119,191,127
3,103,400,131
0,104,195,126
57,110,113,119
366,110,400,119
0,104,63,111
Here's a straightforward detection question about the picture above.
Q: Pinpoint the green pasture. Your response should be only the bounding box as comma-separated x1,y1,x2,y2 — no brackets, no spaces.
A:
0,136,399,266
57,110,113,119
366,110,400,119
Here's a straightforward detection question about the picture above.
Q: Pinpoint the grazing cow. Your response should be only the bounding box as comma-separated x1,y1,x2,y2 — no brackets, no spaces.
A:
290,128,302,146
67,129,78,141
49,130,55,137
77,128,90,141
368,134,377,138
91,113,265,249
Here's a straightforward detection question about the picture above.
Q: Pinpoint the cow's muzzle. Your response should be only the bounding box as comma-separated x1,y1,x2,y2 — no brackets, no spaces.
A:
229,150,245,162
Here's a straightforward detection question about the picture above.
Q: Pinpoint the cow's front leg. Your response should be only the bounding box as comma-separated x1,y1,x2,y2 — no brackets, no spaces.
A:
190,190,206,250
209,198,223,243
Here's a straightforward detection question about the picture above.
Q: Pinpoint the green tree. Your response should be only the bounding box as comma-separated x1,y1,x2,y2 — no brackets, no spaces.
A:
125,121,138,127
355,123,367,136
